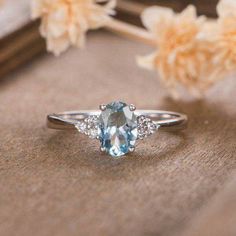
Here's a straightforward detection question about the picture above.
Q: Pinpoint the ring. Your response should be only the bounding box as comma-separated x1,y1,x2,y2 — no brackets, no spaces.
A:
47,101,188,158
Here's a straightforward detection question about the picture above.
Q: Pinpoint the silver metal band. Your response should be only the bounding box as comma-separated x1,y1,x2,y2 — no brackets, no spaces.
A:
47,110,188,131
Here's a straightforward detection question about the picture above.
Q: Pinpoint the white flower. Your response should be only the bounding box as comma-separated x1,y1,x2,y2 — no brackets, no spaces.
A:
138,5,218,98
32,0,116,55
213,0,236,72
217,0,236,18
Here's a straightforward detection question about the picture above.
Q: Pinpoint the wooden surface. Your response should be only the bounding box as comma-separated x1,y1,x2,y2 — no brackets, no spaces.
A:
0,31,235,236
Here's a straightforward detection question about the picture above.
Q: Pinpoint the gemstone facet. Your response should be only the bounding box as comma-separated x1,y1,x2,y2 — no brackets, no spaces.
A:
99,101,138,157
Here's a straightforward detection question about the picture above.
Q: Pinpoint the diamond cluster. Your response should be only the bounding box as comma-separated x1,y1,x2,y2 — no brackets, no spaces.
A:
137,115,159,139
75,116,99,139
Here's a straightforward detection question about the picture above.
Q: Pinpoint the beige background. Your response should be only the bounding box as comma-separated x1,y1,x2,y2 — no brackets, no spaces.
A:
0,32,236,236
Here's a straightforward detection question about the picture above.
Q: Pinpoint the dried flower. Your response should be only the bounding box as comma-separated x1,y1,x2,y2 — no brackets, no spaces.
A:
32,0,116,55
214,0,236,72
138,5,218,98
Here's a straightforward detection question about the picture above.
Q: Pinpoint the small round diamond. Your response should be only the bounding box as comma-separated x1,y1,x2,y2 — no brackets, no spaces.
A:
76,122,86,133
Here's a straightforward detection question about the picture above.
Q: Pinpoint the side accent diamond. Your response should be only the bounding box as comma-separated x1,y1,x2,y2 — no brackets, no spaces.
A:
75,116,100,139
137,115,159,139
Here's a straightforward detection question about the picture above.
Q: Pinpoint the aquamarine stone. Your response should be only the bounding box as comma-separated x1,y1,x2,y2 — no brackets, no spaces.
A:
99,101,138,158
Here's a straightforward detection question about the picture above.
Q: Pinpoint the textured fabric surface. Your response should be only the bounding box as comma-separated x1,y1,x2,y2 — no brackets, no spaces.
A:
0,32,235,236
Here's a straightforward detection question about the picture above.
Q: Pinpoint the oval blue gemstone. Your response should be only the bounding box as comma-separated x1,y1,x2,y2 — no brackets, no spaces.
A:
99,101,138,157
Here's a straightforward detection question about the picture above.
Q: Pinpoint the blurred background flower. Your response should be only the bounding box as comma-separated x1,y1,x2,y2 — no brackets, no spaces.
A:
137,5,218,99
214,0,236,72
32,0,116,55
2,0,232,100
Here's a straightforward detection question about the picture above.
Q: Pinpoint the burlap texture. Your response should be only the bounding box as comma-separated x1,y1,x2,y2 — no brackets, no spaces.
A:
0,32,235,236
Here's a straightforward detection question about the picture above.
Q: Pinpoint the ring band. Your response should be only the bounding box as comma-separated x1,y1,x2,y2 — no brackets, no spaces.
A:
47,101,188,158
47,110,187,131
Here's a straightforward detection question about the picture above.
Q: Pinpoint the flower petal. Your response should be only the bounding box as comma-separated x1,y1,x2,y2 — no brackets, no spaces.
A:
217,0,236,18
141,6,174,35
31,0,116,55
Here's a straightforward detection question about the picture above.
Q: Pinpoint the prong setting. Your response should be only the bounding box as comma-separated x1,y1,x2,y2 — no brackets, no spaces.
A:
99,104,107,111
129,146,135,153
100,146,106,152
129,104,136,111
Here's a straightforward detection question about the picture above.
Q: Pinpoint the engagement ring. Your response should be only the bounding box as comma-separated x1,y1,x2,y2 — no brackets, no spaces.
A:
47,101,188,158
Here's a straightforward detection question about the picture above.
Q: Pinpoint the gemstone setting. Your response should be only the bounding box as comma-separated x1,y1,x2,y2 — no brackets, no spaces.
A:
99,101,138,158
74,102,160,157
